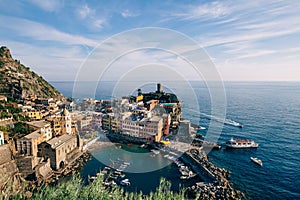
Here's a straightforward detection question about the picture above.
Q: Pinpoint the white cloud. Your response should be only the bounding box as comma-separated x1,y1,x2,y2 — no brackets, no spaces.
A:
172,1,230,20
0,40,86,81
28,0,63,12
93,19,106,29
77,4,94,19
0,15,98,47
121,10,139,18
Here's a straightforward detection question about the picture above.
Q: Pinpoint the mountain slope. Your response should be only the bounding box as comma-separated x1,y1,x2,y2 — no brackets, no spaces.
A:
0,46,64,101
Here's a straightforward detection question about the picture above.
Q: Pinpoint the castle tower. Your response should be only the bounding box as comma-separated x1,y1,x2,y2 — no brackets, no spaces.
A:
157,83,162,93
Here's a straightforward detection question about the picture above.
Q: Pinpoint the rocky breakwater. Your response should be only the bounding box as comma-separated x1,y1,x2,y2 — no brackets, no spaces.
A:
185,148,244,199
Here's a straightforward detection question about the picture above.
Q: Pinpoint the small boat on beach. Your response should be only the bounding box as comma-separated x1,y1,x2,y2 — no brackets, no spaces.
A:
250,157,263,166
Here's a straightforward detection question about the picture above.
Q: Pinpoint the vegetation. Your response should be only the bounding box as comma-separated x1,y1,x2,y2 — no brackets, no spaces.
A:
9,175,186,200
10,122,34,138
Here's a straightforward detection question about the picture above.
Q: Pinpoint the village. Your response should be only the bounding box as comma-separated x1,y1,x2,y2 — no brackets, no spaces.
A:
0,83,184,192
0,94,104,191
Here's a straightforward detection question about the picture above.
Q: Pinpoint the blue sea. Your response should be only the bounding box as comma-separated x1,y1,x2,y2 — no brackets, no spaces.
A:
51,81,300,200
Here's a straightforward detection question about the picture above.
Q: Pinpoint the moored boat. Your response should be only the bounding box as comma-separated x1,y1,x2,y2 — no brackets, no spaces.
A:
120,178,130,186
250,157,263,166
151,149,160,154
225,138,258,148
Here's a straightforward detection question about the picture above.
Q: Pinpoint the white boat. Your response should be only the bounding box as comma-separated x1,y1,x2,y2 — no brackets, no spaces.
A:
123,161,130,166
250,157,263,166
226,138,258,148
151,149,160,154
120,179,130,186
196,126,206,130
224,119,243,128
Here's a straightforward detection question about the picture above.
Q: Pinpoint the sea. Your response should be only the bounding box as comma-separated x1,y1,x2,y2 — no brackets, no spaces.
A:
51,81,300,200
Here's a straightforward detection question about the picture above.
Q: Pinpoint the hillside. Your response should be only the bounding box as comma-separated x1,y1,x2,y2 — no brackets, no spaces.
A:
0,46,64,101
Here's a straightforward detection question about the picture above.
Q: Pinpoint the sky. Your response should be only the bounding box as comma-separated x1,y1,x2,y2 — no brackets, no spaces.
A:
0,0,300,81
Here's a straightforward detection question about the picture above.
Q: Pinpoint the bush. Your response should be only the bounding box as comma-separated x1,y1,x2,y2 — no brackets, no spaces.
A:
12,174,186,200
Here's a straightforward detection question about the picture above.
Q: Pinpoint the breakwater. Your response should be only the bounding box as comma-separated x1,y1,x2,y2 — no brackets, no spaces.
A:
181,148,243,199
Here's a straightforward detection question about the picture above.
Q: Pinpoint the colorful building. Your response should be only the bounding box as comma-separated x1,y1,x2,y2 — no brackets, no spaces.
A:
26,111,42,120
47,108,72,136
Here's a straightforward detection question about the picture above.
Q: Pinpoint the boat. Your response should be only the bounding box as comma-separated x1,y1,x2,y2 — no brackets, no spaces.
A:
151,149,160,154
196,126,206,130
224,119,243,128
123,161,130,166
120,179,130,186
225,138,258,148
250,157,263,166
180,175,189,180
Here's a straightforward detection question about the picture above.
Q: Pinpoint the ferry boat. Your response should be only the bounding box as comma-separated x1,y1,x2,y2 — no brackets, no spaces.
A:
250,157,263,166
225,138,258,148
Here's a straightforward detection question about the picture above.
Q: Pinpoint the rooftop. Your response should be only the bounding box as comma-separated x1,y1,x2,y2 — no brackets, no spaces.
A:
149,116,162,122
23,130,42,140
27,120,50,128
46,134,75,149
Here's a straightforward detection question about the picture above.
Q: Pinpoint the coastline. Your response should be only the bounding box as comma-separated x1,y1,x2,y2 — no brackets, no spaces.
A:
80,133,244,199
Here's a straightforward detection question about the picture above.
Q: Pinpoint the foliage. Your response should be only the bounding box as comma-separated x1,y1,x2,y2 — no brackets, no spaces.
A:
0,111,11,119
11,174,186,200
10,122,34,138
0,125,10,132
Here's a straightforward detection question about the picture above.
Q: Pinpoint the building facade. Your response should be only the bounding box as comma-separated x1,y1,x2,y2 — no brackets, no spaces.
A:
47,108,72,136
40,134,82,170
121,116,163,142
16,130,44,157
27,120,52,141
102,113,119,132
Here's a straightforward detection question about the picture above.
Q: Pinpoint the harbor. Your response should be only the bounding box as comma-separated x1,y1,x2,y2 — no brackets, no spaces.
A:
78,135,244,199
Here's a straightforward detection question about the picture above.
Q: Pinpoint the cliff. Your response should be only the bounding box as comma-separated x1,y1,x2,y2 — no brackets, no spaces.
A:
0,46,64,101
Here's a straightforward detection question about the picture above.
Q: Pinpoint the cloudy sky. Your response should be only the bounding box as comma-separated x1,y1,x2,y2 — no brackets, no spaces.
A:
1,0,300,81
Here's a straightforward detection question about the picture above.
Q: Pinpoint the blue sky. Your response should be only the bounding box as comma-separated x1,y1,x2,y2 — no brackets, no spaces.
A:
1,0,300,81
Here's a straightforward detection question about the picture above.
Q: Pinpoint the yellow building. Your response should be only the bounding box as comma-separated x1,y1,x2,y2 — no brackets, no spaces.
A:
47,108,72,136
136,95,143,102
26,111,42,120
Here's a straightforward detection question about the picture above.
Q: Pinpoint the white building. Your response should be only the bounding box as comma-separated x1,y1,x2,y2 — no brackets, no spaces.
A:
0,131,4,145
27,120,53,141
121,115,163,142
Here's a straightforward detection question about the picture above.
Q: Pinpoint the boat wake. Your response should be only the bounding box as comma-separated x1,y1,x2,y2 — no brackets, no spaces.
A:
196,113,243,128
